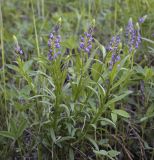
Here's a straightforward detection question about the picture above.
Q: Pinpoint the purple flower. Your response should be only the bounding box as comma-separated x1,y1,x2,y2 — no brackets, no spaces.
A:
80,42,84,49
126,18,142,51
15,45,24,55
49,33,54,39
55,39,60,43
109,53,121,70
87,45,92,50
85,48,90,53
138,15,147,24
80,36,84,42
106,35,121,52
19,50,24,55
135,30,141,49
84,32,91,38
57,35,61,39
55,43,60,48
79,29,94,53
48,53,53,61
48,39,52,47
47,28,61,60
49,49,53,53
56,51,61,55
126,18,135,51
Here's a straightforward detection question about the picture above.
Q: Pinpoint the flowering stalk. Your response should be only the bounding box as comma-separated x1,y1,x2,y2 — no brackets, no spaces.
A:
126,18,144,51
106,30,122,70
106,35,121,52
13,35,24,55
138,15,147,24
48,18,62,61
79,19,95,54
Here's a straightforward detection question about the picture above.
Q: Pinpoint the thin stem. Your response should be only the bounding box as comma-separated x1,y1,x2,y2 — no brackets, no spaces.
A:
41,0,44,18
131,50,135,69
31,0,40,57
114,0,117,33
0,1,7,116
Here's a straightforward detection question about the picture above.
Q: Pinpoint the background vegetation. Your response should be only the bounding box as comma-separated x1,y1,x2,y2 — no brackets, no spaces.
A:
0,0,154,159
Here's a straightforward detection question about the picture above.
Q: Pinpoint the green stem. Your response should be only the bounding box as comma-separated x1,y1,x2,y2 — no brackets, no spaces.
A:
31,0,40,57
41,0,44,18
38,144,43,160
131,50,135,69
114,0,117,33
0,2,7,117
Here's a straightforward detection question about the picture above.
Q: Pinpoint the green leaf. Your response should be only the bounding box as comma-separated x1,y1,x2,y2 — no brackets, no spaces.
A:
93,149,108,156
112,109,130,118
60,104,70,116
111,113,117,123
16,119,27,138
142,37,154,44
0,131,15,140
50,128,56,143
56,136,75,143
109,55,129,83
10,118,17,135
146,104,154,116
86,85,100,103
111,70,132,91
94,39,106,59
62,36,78,49
106,91,132,106
108,150,120,157
19,85,31,98
91,62,103,81
6,64,19,72
23,60,33,71
86,137,99,151
140,113,154,122
100,118,116,128
69,148,74,160
83,47,99,74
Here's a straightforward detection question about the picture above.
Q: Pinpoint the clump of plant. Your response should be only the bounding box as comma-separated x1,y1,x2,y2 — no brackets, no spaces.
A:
0,15,154,160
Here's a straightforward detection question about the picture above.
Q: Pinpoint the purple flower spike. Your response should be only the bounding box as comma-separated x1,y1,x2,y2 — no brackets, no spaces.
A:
126,18,143,51
79,27,94,54
135,30,141,49
47,25,61,60
106,35,121,52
